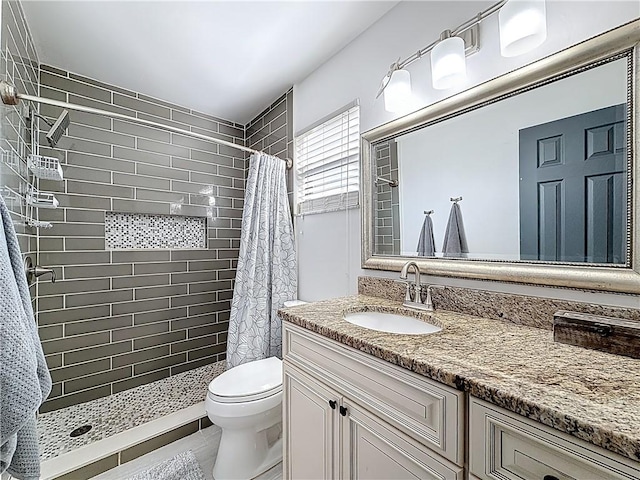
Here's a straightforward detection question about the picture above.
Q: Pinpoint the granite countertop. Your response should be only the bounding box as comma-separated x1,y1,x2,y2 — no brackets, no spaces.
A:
279,295,640,463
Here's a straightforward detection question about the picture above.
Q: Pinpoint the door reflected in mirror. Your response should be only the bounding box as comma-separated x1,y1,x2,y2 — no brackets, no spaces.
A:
373,57,629,265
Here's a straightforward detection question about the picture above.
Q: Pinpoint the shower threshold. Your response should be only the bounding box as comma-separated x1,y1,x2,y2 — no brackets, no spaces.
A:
38,361,225,480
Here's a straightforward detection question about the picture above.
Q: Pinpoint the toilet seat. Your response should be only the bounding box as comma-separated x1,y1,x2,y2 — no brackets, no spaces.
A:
208,357,282,404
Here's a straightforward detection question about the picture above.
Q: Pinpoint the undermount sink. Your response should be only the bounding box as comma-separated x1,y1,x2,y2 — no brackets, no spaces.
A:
344,311,442,335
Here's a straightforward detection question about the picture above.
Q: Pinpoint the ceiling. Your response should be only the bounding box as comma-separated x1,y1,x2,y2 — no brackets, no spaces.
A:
22,1,399,125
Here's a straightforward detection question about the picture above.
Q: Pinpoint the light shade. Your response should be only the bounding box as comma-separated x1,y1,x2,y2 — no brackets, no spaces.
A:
499,0,547,57
431,35,466,90
383,69,412,113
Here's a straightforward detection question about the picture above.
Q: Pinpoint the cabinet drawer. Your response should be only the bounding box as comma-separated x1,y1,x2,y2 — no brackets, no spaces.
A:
469,397,640,480
283,323,464,465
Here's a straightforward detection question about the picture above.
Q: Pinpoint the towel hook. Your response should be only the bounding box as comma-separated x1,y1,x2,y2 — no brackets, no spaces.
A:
423,210,434,215
450,196,462,203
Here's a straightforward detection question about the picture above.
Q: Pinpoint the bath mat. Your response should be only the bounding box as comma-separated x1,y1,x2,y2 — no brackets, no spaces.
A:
126,450,205,480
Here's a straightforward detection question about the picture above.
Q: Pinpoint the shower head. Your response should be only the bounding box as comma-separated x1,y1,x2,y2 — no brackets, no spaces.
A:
46,110,70,148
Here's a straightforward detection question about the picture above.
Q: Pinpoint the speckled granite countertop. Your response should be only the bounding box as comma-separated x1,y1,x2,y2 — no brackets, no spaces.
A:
279,295,640,463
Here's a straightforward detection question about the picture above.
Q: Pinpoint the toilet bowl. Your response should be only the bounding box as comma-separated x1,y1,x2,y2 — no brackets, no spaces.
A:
206,300,306,479
206,356,282,479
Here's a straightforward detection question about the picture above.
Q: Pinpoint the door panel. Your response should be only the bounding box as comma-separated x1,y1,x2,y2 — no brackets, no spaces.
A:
519,104,626,263
341,401,462,480
586,172,625,262
283,364,340,480
538,180,564,261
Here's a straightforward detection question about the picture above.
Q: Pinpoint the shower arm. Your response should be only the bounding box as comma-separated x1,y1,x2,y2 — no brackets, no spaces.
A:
0,80,293,169
31,110,54,127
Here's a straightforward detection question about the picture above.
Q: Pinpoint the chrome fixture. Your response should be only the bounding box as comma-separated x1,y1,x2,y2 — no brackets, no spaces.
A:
45,110,70,148
424,285,445,312
377,0,548,111
399,261,429,311
24,256,56,284
0,81,293,169
375,176,398,188
31,106,70,148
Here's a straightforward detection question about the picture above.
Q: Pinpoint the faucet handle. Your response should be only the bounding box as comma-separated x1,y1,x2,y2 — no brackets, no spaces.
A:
394,280,411,302
403,282,412,302
396,278,415,303
424,285,445,311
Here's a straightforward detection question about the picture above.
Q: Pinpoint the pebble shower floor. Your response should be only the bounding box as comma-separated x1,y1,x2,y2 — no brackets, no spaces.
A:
38,361,225,461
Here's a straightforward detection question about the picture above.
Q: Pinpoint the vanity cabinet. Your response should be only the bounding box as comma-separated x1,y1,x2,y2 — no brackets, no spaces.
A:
283,323,464,480
469,397,640,480
284,322,640,480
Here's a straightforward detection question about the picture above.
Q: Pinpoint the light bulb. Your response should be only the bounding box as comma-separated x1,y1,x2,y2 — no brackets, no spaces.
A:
431,34,466,90
383,69,412,113
499,0,547,57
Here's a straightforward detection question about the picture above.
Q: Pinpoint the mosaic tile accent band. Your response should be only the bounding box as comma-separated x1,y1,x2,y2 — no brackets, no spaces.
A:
105,212,207,250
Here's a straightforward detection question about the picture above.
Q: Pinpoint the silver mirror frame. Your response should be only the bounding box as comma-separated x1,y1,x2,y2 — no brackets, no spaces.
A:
361,20,640,294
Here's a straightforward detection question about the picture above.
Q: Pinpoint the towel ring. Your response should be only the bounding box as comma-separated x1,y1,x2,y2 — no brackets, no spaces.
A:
450,196,462,203
423,210,434,215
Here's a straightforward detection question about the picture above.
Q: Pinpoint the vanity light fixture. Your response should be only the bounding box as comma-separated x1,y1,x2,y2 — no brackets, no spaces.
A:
377,0,547,111
431,30,467,90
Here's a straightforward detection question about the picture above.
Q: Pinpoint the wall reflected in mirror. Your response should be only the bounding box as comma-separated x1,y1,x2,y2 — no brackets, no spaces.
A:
373,57,629,265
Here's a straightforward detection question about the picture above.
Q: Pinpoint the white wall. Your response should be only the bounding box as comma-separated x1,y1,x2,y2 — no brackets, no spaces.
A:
397,59,627,258
294,0,640,306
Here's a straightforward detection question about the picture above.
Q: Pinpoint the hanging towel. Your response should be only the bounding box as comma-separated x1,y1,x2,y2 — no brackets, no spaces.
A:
442,203,469,258
416,214,436,256
0,196,52,480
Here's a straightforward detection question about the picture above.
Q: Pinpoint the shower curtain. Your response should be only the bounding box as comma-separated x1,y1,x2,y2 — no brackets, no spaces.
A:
226,153,296,368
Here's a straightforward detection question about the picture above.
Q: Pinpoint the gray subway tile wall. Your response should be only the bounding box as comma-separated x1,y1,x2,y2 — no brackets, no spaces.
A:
0,1,39,315
374,141,400,255
246,88,294,203
36,65,247,412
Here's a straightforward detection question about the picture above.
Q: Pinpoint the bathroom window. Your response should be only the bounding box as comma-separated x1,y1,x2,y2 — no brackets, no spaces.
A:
295,102,360,215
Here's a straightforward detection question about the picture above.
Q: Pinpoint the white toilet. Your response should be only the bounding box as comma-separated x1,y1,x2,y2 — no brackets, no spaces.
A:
206,300,306,479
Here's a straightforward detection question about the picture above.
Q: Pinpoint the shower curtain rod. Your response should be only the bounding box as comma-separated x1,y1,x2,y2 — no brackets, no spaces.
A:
0,80,293,169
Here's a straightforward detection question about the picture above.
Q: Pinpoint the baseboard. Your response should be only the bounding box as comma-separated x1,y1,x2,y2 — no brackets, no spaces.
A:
40,402,210,480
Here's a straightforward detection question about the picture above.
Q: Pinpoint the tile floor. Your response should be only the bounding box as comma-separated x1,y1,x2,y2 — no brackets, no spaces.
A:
38,361,226,461
91,425,282,480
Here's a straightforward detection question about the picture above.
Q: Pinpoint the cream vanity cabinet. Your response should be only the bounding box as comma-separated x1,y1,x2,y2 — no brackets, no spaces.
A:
282,323,465,480
469,397,640,480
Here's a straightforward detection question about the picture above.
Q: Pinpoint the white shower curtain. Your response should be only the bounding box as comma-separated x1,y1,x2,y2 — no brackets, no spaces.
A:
226,153,297,368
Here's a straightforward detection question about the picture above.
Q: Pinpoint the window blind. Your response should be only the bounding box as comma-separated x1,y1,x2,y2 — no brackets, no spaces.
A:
295,104,360,215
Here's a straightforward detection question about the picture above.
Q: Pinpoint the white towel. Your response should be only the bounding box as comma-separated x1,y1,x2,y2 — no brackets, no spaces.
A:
442,203,469,257
0,195,52,480
416,214,436,256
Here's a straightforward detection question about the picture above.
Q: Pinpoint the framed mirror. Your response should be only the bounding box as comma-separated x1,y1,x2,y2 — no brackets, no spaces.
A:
361,20,640,294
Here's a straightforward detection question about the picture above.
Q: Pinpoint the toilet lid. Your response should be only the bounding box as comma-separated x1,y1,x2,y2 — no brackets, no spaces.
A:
208,357,282,403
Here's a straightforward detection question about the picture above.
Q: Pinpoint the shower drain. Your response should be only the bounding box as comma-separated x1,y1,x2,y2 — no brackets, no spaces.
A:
69,425,92,438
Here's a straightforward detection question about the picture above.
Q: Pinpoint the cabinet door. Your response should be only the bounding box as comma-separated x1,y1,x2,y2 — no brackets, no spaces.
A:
341,400,463,480
283,363,340,480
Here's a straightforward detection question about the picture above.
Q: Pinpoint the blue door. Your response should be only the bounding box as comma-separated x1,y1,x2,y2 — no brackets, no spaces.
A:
519,104,627,263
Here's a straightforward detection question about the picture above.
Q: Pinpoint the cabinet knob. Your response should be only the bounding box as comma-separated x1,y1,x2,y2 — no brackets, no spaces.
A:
339,406,348,416
328,400,336,410
543,475,560,480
